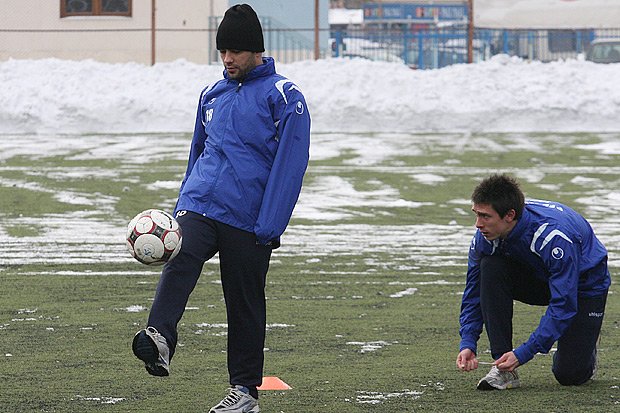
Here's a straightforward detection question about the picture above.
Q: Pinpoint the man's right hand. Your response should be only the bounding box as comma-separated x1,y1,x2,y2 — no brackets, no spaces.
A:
456,348,479,372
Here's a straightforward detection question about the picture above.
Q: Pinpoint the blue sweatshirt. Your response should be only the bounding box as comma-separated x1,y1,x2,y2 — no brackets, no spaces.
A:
174,57,311,245
459,200,610,364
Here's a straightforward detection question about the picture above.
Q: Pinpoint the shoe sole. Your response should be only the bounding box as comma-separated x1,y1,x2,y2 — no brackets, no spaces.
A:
209,405,259,413
132,331,169,377
477,380,498,390
477,379,520,390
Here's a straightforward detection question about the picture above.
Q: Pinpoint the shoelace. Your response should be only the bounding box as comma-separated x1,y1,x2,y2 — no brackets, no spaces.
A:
218,390,242,407
494,367,517,380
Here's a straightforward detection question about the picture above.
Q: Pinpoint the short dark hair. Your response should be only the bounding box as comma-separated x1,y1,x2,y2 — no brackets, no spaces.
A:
471,174,525,219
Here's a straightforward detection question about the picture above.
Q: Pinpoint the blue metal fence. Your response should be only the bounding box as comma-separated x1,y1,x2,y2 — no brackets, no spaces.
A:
207,10,620,68
329,27,620,69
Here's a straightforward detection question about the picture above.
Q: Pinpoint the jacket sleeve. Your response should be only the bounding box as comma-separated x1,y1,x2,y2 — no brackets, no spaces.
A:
174,92,207,215
253,90,311,245
459,234,484,354
513,232,580,364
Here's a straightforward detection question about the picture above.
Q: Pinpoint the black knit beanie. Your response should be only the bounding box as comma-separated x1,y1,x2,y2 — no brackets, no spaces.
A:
216,4,265,52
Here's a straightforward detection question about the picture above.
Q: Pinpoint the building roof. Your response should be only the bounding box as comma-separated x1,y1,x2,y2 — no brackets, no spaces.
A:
475,0,620,29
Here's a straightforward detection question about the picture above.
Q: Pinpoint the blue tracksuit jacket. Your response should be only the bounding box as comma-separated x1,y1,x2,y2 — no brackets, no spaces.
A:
459,199,610,364
174,57,310,245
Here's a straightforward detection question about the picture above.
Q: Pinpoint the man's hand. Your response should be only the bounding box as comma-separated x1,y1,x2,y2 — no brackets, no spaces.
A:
495,351,520,372
456,348,479,371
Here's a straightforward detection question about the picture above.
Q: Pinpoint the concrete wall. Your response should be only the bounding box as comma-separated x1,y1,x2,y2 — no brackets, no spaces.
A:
0,0,327,64
0,0,227,64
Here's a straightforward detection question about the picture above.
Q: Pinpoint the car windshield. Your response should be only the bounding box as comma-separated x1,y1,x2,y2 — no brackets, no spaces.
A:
588,42,620,63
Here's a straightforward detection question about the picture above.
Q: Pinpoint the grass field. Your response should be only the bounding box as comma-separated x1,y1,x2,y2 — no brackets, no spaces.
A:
0,132,618,412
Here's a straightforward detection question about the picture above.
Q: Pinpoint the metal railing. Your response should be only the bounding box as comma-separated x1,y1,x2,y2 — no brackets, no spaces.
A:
329,27,620,69
2,18,619,68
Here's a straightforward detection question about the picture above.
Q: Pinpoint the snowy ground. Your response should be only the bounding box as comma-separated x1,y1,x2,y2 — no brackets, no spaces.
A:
1,56,619,266
1,132,619,269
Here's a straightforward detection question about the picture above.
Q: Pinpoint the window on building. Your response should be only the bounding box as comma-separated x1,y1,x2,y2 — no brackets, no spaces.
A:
61,0,132,17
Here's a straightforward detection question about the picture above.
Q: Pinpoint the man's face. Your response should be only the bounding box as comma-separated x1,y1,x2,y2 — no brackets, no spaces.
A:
472,203,516,241
220,50,261,80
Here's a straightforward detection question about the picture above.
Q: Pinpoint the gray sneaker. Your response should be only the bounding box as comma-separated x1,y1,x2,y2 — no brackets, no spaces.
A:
209,386,260,413
132,326,170,377
477,365,520,390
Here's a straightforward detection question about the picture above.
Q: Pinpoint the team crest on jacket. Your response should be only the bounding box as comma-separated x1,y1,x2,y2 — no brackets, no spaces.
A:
295,101,304,115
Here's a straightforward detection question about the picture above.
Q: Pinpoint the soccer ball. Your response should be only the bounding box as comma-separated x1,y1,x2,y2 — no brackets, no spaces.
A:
126,209,182,266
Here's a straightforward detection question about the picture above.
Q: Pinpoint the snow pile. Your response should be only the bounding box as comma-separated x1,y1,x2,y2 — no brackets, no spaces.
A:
1,55,619,134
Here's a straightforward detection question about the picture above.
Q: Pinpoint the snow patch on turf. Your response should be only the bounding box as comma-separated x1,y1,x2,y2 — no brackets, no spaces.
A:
356,389,423,405
124,305,147,312
346,340,395,353
389,287,418,298
73,395,125,404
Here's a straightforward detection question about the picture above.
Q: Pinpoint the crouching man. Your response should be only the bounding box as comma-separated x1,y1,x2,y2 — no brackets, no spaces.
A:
456,174,610,390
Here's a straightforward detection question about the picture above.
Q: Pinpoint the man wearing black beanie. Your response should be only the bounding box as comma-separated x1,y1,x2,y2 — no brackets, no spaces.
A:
132,3,311,413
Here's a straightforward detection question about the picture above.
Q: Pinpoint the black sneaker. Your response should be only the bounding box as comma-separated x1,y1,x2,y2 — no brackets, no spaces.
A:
132,326,170,376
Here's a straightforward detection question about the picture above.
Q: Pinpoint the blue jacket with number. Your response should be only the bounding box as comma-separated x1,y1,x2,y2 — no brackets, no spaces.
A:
174,57,310,245
459,200,610,365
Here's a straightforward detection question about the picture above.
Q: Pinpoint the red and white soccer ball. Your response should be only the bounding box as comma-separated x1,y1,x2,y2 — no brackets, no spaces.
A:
126,209,182,266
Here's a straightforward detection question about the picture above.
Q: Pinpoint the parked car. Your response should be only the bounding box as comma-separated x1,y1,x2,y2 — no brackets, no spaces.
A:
329,37,405,64
586,38,620,63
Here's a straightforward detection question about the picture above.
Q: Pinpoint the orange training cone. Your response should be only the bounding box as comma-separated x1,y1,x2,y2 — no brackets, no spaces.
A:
257,376,292,390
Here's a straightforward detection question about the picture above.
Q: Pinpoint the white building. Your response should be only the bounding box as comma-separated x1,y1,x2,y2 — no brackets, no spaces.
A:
0,0,327,64
475,0,620,29
474,0,620,60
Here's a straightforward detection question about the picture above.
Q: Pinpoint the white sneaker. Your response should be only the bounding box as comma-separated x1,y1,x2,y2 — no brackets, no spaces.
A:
477,365,520,390
132,326,170,376
209,386,260,413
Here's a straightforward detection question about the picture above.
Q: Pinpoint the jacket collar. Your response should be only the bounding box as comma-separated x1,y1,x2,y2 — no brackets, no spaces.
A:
223,56,276,82
505,205,531,242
